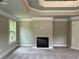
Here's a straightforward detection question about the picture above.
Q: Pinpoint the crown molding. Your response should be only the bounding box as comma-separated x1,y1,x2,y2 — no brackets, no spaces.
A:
23,0,78,16
39,0,78,7
53,18,68,21
71,16,79,21
32,17,53,21
0,10,19,21
19,19,33,21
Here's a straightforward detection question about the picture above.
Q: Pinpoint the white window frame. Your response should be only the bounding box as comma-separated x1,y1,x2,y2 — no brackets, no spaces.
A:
9,19,16,44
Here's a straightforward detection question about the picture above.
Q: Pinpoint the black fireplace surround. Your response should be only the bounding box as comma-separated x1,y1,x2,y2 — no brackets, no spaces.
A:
37,37,49,48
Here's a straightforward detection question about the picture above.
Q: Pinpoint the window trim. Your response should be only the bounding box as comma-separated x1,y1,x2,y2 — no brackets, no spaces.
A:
9,19,16,44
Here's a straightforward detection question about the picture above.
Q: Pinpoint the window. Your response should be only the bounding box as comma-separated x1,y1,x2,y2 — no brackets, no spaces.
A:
9,20,16,43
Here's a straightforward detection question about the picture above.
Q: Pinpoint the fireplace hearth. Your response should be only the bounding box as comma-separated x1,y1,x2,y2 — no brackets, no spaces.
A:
37,37,49,48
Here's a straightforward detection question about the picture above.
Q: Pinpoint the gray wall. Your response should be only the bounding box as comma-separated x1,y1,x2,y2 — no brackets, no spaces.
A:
19,18,71,47
20,21,33,46
71,21,79,50
0,16,19,57
53,21,68,46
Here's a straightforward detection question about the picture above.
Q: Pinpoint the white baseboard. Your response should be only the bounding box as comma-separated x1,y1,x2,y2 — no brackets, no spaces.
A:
0,45,19,59
49,47,53,49
20,44,33,47
53,45,67,47
71,46,79,50
33,46,53,49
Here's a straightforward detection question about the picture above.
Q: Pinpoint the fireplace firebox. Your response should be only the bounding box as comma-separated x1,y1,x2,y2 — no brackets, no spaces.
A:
37,37,49,48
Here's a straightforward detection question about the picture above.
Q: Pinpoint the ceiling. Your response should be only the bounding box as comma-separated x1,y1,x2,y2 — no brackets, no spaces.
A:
0,0,79,21
0,0,32,20
27,0,76,10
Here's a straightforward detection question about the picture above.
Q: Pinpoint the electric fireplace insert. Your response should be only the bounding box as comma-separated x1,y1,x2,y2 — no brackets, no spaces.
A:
37,37,49,48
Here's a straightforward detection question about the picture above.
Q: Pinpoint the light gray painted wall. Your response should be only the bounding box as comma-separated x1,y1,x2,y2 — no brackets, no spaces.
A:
20,21,33,46
53,21,68,46
19,18,71,47
0,16,19,56
71,21,79,50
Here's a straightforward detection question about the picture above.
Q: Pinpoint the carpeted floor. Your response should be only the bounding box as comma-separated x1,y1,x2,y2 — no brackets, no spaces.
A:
4,47,79,59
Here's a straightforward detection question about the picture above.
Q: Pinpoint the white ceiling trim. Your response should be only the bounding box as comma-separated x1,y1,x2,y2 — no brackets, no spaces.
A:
39,0,78,7
54,18,68,21
71,16,79,20
32,17,53,21
0,10,19,20
19,19,32,21
24,0,75,12
24,0,78,16
29,7,75,12
19,17,53,21
28,6,76,16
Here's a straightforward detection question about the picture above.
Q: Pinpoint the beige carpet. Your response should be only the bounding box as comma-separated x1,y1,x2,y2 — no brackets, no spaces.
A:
4,47,79,59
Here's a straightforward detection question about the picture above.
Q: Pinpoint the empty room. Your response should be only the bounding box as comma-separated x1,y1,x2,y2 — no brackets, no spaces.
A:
0,0,79,59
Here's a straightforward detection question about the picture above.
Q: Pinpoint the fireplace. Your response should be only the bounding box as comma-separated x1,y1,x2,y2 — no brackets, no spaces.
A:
37,37,49,48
